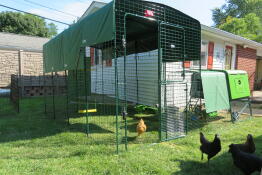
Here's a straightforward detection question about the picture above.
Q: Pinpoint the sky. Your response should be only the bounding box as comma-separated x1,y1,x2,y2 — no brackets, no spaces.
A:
0,0,226,34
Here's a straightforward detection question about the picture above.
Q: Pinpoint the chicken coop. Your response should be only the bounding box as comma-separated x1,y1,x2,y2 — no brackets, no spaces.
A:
190,70,252,122
43,0,201,153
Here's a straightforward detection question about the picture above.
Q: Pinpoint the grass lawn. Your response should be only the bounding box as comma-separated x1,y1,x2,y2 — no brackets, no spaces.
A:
0,98,261,175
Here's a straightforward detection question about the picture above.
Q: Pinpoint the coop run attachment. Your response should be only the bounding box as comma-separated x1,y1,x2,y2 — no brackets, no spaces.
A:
43,0,202,153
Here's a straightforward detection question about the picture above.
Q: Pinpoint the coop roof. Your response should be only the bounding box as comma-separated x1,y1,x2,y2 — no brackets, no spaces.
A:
43,0,201,73
43,1,114,72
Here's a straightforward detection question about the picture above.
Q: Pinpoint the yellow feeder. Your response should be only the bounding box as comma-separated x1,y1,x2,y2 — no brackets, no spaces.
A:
78,109,97,114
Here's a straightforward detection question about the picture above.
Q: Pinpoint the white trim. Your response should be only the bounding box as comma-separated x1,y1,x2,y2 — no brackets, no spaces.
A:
226,70,247,74
201,24,262,50
0,46,43,52
79,1,106,21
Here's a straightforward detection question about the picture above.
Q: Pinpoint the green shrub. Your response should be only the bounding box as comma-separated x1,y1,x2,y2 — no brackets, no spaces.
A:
134,105,158,114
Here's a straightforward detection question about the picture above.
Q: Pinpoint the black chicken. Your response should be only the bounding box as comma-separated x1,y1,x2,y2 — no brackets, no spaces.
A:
235,134,255,153
200,132,221,164
229,144,262,175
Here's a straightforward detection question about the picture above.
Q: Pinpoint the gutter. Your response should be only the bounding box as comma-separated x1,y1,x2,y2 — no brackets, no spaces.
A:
201,24,262,49
0,45,43,53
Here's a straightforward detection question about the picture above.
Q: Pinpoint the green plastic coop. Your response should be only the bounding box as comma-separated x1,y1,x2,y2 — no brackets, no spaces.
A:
225,70,251,100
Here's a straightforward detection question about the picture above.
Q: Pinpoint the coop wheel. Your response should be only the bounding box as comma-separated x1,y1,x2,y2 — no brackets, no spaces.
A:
232,112,239,121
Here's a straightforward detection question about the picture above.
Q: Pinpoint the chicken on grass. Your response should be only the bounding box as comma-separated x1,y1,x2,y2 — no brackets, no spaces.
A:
137,119,146,136
200,132,221,164
229,144,262,175
235,134,256,154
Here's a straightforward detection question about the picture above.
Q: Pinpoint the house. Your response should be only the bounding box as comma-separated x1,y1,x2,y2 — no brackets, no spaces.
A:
256,56,262,90
83,1,262,92
0,32,49,95
200,25,262,91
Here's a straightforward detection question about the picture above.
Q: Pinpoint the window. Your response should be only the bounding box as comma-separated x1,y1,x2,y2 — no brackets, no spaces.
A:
89,47,112,67
94,48,102,65
102,47,113,67
193,41,208,68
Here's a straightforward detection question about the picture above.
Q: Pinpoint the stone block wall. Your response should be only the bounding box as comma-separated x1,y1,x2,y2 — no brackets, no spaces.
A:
0,50,19,87
22,51,43,76
0,49,43,88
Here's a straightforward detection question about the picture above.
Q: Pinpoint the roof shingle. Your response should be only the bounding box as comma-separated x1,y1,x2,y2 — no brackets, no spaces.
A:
0,32,49,52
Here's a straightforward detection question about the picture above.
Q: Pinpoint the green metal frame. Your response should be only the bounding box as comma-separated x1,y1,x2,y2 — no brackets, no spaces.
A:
43,0,201,153
159,22,187,141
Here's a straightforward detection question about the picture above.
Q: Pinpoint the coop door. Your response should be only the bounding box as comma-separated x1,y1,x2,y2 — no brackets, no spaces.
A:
159,23,187,141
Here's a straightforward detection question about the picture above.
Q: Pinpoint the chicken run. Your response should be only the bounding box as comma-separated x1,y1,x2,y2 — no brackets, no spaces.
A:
43,0,202,153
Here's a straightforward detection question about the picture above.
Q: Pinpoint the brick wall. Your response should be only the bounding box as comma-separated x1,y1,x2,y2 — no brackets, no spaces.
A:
0,49,43,88
236,45,257,91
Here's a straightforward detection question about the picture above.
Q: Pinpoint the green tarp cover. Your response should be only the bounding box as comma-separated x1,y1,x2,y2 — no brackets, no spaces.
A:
201,71,230,113
43,2,114,72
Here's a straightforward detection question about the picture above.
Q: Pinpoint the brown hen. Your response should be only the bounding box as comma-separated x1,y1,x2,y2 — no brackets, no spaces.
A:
137,119,146,136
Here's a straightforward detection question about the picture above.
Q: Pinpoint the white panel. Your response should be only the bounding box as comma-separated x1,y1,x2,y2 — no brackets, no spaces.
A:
90,49,195,109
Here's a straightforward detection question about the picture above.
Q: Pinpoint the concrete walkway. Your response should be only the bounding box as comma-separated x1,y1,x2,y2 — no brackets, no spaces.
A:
251,91,262,115
252,91,262,103
230,91,262,116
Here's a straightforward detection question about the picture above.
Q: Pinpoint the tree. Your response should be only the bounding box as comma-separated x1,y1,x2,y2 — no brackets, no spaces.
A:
47,23,58,37
212,0,262,26
219,13,262,42
0,11,58,38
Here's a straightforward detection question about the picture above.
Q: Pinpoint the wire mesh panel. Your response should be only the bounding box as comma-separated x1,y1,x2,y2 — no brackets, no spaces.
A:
124,50,159,144
10,75,20,112
53,72,67,120
43,0,201,153
86,43,120,145
67,70,78,120
158,19,201,140
160,82,187,140
115,0,201,144
115,0,201,60
44,72,55,119
44,72,67,120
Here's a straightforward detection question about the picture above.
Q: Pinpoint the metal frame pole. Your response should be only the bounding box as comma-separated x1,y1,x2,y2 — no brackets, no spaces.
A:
65,70,70,125
51,71,56,119
83,49,90,136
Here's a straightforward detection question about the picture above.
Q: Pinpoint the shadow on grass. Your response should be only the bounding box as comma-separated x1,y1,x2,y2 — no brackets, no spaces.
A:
70,123,114,133
187,115,226,132
0,98,118,145
171,153,242,175
172,134,262,175
254,135,262,154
